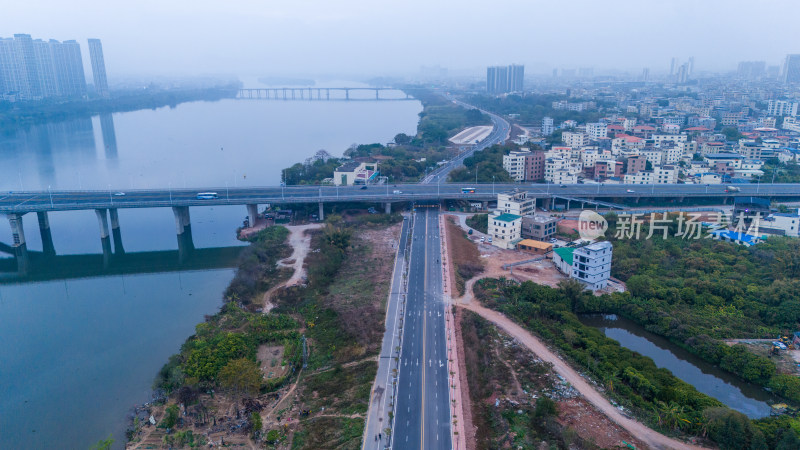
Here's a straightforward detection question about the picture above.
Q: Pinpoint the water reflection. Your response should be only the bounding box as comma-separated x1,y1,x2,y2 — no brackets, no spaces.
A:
99,113,118,162
580,314,777,418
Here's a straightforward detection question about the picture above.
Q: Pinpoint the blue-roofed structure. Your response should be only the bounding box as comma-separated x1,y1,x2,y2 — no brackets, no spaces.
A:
710,229,763,246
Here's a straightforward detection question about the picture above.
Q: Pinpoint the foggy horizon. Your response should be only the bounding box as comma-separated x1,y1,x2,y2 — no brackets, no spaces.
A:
4,0,800,81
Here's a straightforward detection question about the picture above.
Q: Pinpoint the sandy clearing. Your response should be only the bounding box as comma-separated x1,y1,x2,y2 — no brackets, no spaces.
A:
262,223,323,312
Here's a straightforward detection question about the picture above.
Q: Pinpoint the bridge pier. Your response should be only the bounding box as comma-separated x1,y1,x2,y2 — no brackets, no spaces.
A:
109,208,124,255
7,213,29,275
95,209,113,268
326,88,330,100
247,204,259,225
318,202,325,221
384,202,391,214
173,206,194,262
375,89,379,100
37,211,56,256
345,89,349,100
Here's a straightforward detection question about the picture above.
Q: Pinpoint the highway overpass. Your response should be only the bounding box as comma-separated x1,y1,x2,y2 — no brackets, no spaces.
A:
3,182,800,274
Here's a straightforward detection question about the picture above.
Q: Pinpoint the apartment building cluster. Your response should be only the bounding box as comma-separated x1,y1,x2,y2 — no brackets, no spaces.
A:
0,34,109,101
502,72,800,185
486,189,613,290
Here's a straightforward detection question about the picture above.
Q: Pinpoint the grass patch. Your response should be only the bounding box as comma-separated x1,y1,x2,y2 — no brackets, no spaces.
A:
301,361,377,415
445,217,483,295
466,213,488,234
291,417,364,450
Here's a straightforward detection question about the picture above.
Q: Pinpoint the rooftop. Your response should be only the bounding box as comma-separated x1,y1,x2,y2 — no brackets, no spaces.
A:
493,213,522,223
553,247,574,265
518,239,553,250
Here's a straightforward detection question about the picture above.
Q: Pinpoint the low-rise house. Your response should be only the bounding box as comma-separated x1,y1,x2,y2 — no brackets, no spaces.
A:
332,160,378,186
489,212,522,250
521,215,559,241
710,229,763,247
553,247,574,274
571,241,613,290
763,209,800,237
497,191,536,216
517,239,553,255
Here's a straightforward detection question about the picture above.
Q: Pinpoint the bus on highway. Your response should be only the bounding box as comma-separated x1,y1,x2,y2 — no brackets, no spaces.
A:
461,187,476,193
196,192,219,199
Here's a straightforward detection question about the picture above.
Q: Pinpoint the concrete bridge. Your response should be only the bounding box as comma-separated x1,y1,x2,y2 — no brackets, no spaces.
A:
236,87,413,101
3,182,800,274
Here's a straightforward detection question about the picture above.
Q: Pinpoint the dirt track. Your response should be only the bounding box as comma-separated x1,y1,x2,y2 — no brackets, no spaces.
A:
459,301,706,450
262,223,322,311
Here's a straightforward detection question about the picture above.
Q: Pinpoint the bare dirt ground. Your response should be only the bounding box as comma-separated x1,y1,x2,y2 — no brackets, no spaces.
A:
725,339,800,375
258,344,289,381
282,223,323,287
460,301,707,450
261,223,323,312
557,397,645,449
238,217,274,240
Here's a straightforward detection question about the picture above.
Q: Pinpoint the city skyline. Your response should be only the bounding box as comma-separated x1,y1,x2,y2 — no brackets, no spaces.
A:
0,34,108,100
3,0,800,77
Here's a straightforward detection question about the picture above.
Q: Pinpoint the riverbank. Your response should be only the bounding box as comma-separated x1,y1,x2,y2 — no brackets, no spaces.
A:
126,211,402,448
281,86,490,185
0,85,239,131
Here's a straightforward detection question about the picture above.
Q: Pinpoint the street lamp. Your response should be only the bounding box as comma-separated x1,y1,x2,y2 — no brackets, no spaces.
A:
492,175,495,195
109,184,113,205
168,182,172,204
48,185,53,208
225,181,229,202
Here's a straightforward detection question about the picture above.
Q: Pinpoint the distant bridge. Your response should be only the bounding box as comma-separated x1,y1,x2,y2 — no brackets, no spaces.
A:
236,87,414,101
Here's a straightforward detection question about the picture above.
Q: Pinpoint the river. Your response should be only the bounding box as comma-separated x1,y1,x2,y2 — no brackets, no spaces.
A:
580,314,778,419
0,79,422,448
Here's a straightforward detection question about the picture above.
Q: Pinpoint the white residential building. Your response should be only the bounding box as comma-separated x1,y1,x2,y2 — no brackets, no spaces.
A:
503,149,530,181
623,171,654,184
586,122,608,139
767,100,799,117
654,165,678,184
652,134,688,147
489,212,522,250
562,131,588,148
545,157,580,184
542,116,554,135
496,190,536,216
763,210,800,237
571,241,613,290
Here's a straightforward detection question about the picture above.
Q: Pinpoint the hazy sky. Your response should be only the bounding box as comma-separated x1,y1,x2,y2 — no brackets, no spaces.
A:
4,0,800,79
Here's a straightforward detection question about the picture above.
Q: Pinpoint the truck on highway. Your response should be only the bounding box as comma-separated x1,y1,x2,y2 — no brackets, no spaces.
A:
725,186,741,193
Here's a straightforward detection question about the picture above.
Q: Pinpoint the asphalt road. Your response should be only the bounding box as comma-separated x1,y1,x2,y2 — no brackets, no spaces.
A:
422,96,511,184
4,183,800,214
362,216,409,449
393,208,451,450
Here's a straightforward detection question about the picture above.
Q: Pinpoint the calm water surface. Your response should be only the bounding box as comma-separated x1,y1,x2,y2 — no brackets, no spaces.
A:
580,314,778,418
0,81,421,448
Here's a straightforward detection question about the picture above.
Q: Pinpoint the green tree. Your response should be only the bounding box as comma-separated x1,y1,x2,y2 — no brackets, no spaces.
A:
266,429,280,443
534,396,558,418
89,435,114,450
159,403,179,429
250,411,263,438
218,358,262,396
722,127,743,141
394,133,411,145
